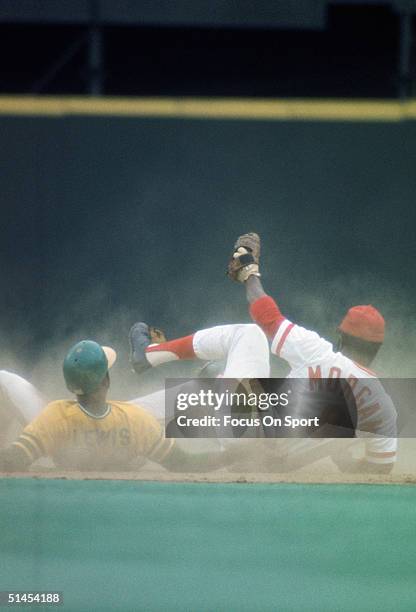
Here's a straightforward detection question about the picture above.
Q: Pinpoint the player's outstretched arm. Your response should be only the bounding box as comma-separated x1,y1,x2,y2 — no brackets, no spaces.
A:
227,233,286,340
245,275,267,304
245,277,288,340
132,404,244,472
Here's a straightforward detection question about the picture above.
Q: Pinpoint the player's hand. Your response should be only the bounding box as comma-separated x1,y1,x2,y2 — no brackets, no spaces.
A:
227,232,261,283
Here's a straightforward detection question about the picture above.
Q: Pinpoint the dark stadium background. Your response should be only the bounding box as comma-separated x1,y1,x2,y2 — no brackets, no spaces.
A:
0,1,415,390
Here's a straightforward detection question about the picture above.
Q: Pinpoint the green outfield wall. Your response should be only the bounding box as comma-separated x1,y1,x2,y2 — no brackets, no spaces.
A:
0,98,415,380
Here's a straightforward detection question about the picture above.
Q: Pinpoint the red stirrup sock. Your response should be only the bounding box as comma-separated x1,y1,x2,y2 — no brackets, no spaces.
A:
145,334,196,366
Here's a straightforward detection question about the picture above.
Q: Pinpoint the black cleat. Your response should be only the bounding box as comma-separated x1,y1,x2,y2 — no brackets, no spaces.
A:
129,322,152,375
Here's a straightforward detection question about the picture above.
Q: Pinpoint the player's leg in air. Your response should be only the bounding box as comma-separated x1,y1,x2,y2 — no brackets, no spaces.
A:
129,322,270,379
129,322,271,445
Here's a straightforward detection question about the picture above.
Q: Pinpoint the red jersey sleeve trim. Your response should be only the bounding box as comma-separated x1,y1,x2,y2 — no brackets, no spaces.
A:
275,323,295,356
352,361,377,377
249,296,285,340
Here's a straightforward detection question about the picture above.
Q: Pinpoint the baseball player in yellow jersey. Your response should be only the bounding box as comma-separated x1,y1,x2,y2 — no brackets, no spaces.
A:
0,340,236,472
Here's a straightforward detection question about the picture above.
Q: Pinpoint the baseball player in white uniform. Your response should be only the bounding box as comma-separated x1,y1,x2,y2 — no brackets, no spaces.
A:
0,370,44,448
228,232,397,472
129,233,397,472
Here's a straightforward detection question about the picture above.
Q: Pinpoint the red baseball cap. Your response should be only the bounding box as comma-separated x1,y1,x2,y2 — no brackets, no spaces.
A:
339,305,385,343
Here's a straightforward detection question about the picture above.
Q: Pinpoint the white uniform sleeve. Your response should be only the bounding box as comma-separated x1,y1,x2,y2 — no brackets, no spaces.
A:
0,370,44,423
271,320,334,370
361,394,398,465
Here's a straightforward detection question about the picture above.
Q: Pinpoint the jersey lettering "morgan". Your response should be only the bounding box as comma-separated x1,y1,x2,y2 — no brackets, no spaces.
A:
270,319,397,464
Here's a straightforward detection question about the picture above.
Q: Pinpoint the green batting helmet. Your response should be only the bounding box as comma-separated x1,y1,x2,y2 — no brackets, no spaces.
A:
63,340,117,395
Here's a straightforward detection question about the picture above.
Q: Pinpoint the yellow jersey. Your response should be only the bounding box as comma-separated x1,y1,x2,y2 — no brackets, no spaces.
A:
13,399,174,470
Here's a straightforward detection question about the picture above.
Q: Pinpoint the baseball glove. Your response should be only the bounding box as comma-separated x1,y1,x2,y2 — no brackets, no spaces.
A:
149,327,167,344
227,232,261,282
